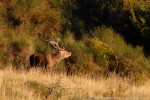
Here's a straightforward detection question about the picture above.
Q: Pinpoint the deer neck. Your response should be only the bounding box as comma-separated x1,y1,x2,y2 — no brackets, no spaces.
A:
51,53,63,64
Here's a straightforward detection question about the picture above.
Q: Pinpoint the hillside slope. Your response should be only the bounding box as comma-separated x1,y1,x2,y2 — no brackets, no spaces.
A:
0,0,150,81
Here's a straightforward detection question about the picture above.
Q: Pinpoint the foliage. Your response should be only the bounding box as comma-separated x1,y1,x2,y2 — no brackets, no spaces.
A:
93,27,150,78
63,33,102,77
63,0,150,55
129,8,150,37
0,0,150,80
88,38,116,68
0,0,62,35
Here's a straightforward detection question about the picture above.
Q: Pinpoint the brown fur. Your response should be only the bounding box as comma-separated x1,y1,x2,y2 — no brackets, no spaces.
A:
29,53,46,67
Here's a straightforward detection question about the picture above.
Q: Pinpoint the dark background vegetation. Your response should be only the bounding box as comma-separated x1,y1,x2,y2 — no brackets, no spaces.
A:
0,0,150,81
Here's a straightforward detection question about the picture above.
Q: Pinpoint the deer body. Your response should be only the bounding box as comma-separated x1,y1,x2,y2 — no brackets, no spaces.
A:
29,41,72,70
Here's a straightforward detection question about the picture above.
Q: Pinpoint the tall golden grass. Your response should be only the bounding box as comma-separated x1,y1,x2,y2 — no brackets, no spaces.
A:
0,67,150,100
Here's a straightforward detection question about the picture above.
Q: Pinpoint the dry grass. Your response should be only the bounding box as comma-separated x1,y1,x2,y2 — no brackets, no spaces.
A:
0,68,150,100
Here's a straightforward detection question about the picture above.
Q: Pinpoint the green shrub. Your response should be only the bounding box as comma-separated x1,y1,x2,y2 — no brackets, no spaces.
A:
93,27,126,55
88,38,117,72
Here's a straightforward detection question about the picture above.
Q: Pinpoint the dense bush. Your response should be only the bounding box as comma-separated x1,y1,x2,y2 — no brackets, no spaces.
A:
93,27,150,78
88,38,117,71
63,33,102,77
0,0,62,36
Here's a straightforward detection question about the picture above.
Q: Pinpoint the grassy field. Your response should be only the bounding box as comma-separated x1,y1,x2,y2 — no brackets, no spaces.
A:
0,68,150,100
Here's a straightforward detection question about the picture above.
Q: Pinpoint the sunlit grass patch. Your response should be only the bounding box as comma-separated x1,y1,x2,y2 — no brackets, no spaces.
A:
0,69,150,99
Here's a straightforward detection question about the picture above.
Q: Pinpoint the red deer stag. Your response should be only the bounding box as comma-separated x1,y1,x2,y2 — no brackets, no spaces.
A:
29,41,72,70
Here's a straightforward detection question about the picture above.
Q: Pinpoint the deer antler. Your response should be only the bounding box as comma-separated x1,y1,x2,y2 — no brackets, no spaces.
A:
60,41,67,49
50,41,64,50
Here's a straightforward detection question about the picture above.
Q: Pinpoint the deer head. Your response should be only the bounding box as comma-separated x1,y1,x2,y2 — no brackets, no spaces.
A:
50,41,72,58
44,41,72,68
